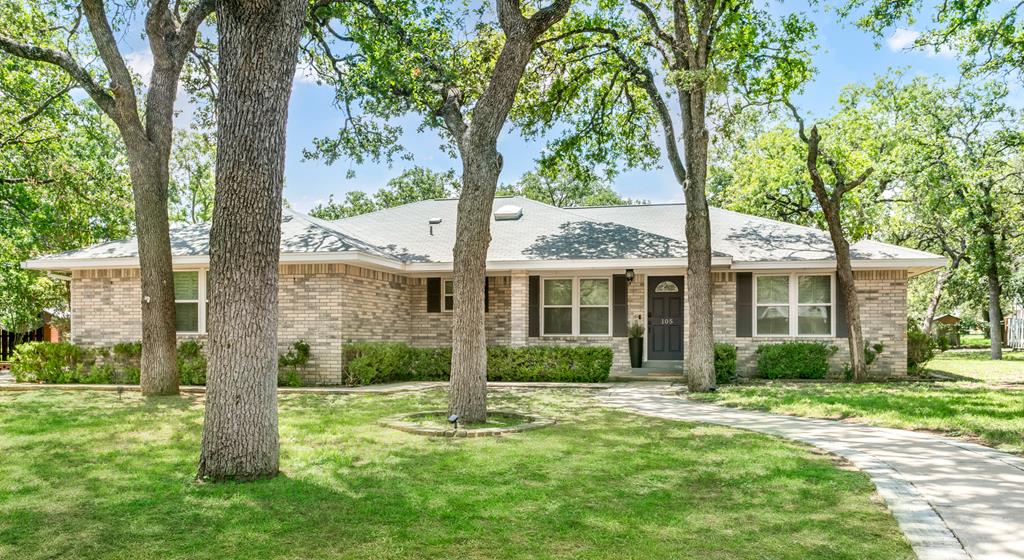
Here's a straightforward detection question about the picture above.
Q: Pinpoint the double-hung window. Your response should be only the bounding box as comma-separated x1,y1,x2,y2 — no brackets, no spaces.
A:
754,273,833,336
443,280,455,311
174,270,208,334
542,277,611,336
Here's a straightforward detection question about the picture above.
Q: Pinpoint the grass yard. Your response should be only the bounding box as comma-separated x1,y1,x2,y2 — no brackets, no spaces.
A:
925,350,1024,384
691,351,1024,454
0,389,911,560
958,334,991,348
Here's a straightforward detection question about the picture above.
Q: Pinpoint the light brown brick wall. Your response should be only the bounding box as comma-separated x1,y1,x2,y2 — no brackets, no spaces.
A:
715,269,908,377
509,272,645,374
407,276,512,348
69,265,909,383
71,269,143,345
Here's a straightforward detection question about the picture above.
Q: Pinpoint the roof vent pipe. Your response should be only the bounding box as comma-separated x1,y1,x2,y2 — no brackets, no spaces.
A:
428,217,442,236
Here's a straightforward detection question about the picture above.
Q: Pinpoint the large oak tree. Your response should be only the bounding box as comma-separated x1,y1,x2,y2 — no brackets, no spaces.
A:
196,0,307,481
307,0,573,422
0,0,214,395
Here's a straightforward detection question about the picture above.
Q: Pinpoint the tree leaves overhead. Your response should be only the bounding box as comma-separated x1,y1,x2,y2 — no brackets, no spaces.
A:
513,0,816,180
841,0,1024,81
0,48,132,332
303,0,507,168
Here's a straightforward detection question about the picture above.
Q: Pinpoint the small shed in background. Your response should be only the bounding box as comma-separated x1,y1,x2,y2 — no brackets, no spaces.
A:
934,314,961,347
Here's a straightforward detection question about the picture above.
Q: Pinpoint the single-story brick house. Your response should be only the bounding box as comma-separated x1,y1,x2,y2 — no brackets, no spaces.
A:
23,196,945,383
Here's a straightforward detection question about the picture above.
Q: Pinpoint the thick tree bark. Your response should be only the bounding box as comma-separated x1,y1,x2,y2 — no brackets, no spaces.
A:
125,144,179,395
0,0,215,396
197,0,305,481
446,0,570,424
678,86,715,392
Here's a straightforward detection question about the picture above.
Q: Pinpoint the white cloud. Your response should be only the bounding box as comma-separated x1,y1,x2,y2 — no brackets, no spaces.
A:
886,28,955,58
886,28,920,51
124,50,155,82
294,62,321,85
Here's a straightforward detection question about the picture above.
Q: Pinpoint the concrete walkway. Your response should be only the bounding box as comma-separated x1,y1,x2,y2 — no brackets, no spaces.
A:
600,383,1024,560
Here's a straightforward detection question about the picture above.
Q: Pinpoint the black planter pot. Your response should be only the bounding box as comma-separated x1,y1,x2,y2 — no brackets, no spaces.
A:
628,337,644,368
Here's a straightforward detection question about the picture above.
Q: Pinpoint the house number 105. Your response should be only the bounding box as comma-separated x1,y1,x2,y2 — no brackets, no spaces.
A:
660,318,674,325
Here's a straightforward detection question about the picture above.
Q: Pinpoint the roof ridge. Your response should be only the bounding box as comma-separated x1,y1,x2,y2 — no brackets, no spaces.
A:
568,201,685,210
284,208,401,261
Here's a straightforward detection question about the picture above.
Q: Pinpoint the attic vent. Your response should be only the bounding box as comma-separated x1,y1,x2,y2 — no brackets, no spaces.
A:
494,204,523,221
282,215,293,222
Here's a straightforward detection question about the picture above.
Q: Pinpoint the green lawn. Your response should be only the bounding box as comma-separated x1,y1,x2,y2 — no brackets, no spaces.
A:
925,350,1024,384
958,334,991,348
0,389,911,560
691,351,1024,454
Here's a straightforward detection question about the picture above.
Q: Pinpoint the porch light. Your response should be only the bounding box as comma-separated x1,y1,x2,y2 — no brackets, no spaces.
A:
625,269,635,283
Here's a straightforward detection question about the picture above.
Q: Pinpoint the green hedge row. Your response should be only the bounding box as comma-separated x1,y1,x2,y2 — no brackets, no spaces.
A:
756,341,837,379
342,342,613,385
10,340,304,386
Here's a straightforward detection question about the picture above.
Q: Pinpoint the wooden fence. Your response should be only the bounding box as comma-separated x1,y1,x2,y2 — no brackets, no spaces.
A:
1008,317,1024,350
0,327,44,362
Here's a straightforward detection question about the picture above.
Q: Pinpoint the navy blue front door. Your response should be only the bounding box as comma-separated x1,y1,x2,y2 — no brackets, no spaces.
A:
647,276,684,360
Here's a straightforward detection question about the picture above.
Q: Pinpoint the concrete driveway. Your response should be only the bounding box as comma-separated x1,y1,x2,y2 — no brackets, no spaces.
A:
601,383,1024,560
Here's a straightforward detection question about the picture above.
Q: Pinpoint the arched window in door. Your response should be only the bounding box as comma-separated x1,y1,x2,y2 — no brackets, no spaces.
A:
654,280,679,293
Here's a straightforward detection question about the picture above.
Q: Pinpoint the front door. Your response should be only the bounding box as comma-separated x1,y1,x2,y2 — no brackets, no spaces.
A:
647,276,684,360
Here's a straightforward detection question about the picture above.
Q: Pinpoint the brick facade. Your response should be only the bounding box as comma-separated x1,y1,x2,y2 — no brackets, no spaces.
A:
70,264,909,384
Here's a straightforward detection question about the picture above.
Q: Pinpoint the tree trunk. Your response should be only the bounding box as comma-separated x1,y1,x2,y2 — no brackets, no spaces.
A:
446,4,569,423
125,143,179,395
197,0,305,481
921,254,961,335
448,151,497,424
679,88,715,392
834,235,867,380
984,230,1004,360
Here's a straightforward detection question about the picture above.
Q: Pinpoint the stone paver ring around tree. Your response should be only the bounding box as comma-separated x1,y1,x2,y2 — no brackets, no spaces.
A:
599,383,1024,560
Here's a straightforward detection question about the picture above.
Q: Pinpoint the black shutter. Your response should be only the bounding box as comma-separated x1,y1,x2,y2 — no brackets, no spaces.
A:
736,272,753,337
528,275,540,338
484,277,490,313
835,274,849,338
426,277,441,313
612,274,628,337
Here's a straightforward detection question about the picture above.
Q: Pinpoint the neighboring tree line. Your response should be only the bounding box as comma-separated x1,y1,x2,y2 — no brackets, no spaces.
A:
309,165,642,221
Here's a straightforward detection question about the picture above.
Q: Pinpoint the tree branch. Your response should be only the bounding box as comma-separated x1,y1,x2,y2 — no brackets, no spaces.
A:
0,35,117,117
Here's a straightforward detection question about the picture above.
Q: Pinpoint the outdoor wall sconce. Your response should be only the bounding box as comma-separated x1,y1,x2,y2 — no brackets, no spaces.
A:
625,269,635,284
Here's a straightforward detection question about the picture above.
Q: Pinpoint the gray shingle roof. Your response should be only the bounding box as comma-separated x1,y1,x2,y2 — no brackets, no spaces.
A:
24,196,944,269
569,203,942,262
329,196,698,262
28,208,399,263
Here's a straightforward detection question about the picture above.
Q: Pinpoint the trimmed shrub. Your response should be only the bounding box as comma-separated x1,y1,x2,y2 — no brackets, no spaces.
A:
341,342,613,385
756,342,837,379
907,321,935,372
487,346,612,383
11,339,307,387
277,340,311,387
177,340,207,385
10,342,127,384
714,343,737,384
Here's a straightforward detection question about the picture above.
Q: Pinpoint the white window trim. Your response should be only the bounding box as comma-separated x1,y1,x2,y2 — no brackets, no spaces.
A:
175,269,208,334
753,272,835,338
540,276,612,337
443,279,454,312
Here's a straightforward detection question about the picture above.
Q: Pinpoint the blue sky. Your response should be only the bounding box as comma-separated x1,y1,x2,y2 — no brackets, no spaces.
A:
127,3,966,212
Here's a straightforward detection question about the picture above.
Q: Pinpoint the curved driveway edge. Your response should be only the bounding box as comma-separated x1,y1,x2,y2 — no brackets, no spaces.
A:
600,384,1024,560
